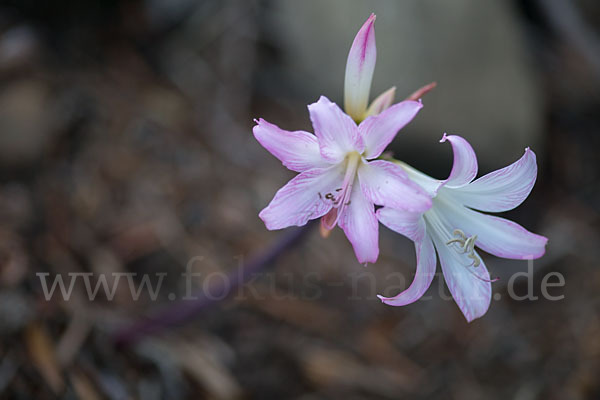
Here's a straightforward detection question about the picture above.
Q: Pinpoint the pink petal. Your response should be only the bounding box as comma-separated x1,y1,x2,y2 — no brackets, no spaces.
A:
308,96,364,163
359,100,423,159
358,160,431,212
376,207,425,242
259,165,345,230
377,235,436,306
450,148,538,212
364,86,396,118
435,236,492,322
338,184,379,264
444,206,548,259
344,13,377,121
253,118,329,172
440,134,478,188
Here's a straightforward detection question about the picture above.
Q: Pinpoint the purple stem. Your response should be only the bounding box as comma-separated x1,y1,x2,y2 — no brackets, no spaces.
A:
112,221,316,348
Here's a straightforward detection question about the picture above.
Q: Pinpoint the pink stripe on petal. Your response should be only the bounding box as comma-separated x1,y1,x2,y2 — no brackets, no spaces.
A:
359,100,423,159
344,14,377,121
253,118,328,172
308,96,364,163
440,134,478,188
450,148,538,212
378,235,436,306
259,165,345,230
338,184,379,264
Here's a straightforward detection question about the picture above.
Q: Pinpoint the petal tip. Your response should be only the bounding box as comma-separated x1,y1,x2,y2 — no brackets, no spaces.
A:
524,147,537,160
257,209,273,230
462,306,489,323
252,118,270,138
357,254,378,265
407,99,424,109
440,132,448,143
354,246,379,265
520,236,548,259
363,13,376,30
316,95,330,104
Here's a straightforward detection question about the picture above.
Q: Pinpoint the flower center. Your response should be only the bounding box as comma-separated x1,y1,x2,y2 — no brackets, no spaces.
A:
425,205,499,283
445,228,499,283
320,152,362,230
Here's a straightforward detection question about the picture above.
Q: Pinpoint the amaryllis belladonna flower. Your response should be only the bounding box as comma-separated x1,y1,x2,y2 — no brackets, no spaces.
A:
254,97,431,264
377,134,548,321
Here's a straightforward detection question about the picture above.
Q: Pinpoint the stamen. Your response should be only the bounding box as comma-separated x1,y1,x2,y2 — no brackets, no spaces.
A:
446,229,482,268
466,268,500,283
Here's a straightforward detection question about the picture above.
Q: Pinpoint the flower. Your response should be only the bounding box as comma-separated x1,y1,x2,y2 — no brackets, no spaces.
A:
253,96,431,264
376,134,548,321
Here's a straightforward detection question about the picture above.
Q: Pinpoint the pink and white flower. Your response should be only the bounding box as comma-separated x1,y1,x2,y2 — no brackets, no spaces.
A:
254,96,431,264
377,134,548,321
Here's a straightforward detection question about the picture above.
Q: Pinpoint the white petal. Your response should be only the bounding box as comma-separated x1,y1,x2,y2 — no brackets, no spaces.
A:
440,134,478,188
376,207,425,242
433,233,492,322
378,234,436,306
449,148,538,212
442,204,548,259
397,161,443,197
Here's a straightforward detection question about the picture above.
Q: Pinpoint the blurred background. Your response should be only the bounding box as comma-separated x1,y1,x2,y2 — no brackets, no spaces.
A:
0,0,599,399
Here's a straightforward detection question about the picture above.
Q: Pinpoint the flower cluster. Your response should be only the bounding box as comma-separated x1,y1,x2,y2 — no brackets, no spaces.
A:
252,14,547,321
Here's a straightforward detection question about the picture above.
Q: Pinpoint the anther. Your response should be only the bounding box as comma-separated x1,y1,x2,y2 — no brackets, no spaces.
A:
446,229,481,267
